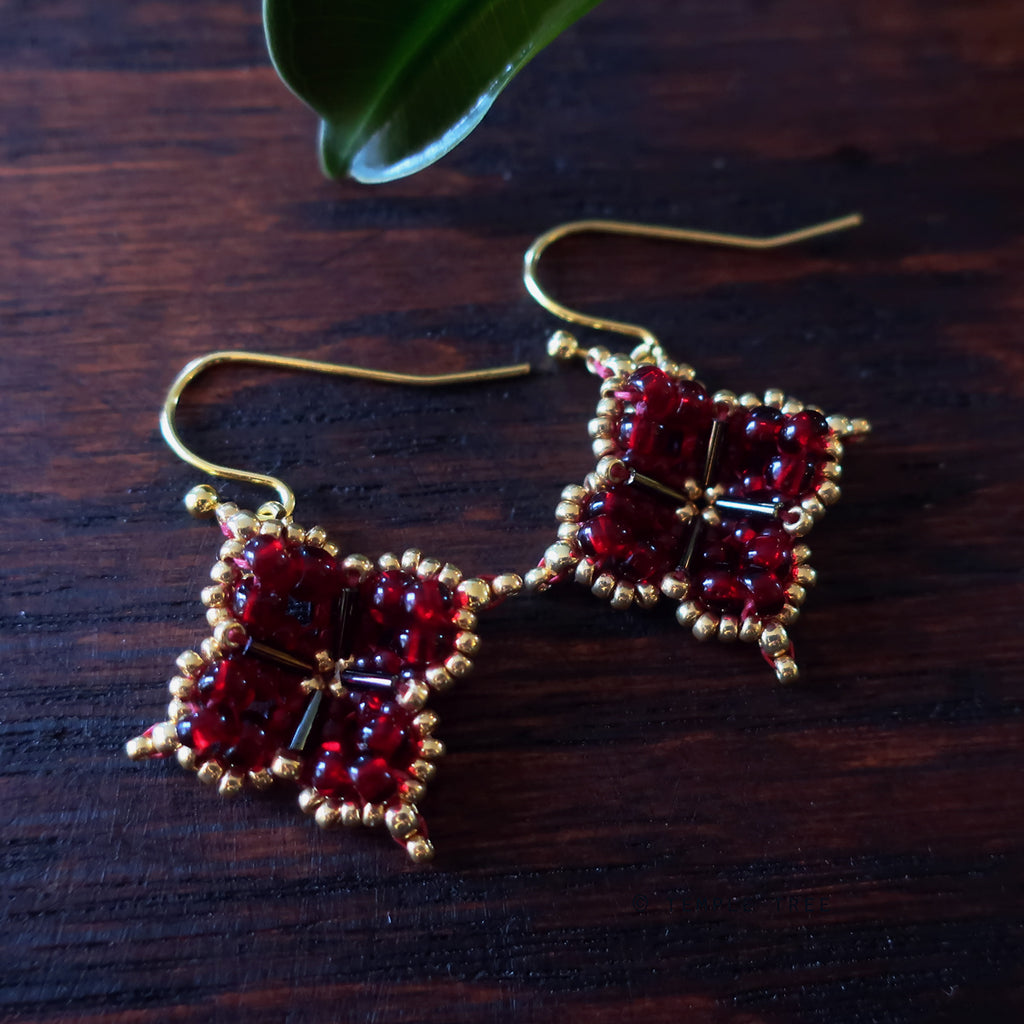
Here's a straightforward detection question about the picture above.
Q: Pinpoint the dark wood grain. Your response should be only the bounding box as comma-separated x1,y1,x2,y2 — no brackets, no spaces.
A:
2,1,1023,1022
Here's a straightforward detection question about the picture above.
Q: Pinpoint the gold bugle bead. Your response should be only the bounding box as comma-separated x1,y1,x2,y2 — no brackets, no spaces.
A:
218,771,244,798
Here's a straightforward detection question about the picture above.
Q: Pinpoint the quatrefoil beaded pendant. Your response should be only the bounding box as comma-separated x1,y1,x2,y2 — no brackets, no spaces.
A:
529,335,870,682
126,486,522,862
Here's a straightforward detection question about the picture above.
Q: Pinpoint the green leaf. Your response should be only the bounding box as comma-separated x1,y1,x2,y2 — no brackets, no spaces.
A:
263,0,603,182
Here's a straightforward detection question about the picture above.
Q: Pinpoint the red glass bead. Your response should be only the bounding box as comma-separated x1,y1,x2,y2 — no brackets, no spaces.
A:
779,410,831,454
349,755,398,803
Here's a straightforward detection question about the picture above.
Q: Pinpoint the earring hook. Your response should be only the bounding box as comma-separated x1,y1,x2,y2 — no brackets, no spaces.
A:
161,350,531,516
523,212,863,354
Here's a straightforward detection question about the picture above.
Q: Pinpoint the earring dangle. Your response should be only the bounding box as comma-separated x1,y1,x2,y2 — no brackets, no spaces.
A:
125,351,531,862
521,215,871,683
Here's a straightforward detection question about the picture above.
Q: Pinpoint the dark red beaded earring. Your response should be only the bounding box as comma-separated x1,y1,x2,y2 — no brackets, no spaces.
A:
520,214,871,683
126,351,530,862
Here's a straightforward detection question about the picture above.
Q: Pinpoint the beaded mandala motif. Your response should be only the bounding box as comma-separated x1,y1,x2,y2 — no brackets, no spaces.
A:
531,338,870,681
127,488,519,862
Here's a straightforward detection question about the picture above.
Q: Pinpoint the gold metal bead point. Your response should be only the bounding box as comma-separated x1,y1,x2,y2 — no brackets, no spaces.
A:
197,760,225,786
401,548,422,572
610,582,636,610
412,710,439,737
739,617,763,643
635,582,659,609
256,500,287,521
444,654,472,679
591,573,616,600
271,753,302,780
248,767,273,790
491,573,523,598
792,543,812,564
547,329,580,361
362,803,385,828
409,759,436,782
298,788,324,814
692,613,719,641
675,601,701,627
185,484,220,518
817,481,841,506
425,666,453,692
419,737,446,760
386,806,419,838
457,578,491,610
760,624,790,657
574,560,597,586
543,542,576,573
524,566,555,593
397,679,430,709
305,526,328,549
150,722,179,754
176,746,198,771
218,771,244,798
661,574,690,601
342,553,374,579
455,631,481,656
596,455,630,486
718,616,739,643
406,837,435,863
774,656,799,685
176,649,205,677
764,388,785,409
794,565,817,587
125,735,153,761
340,802,362,827
555,500,583,522
315,802,343,829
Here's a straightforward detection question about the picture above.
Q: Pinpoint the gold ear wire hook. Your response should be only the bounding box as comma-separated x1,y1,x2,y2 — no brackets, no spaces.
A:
523,213,863,353
161,350,531,517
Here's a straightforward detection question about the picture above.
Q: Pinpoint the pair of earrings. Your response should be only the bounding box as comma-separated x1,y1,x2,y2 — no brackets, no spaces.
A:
127,214,870,861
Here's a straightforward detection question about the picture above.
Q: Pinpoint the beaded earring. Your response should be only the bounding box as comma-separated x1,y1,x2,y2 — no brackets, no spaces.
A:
125,351,530,862
520,215,871,683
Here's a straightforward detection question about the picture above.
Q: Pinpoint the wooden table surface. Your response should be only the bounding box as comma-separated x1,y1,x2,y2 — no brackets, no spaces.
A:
3,2,1022,1022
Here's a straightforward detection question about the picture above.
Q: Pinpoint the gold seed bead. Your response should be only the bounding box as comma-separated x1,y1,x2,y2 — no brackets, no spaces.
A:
692,613,719,641
259,520,283,539
406,837,435,863
592,437,617,459
387,805,419,838
256,500,287,521
213,620,246,651
635,582,659,609
401,779,427,803
248,768,274,790
543,542,576,573
794,565,817,587
315,802,343,829
177,746,197,771
718,616,739,642
454,631,480,655
340,802,362,827
226,512,257,539
417,557,443,580
783,510,814,537
574,560,596,586
780,604,800,625
739,618,763,643
781,398,804,415
774,656,799,684
555,500,582,523
419,738,445,760
176,651,204,678
401,548,422,572
124,735,154,761
444,654,472,679
314,650,334,676
413,711,439,736
595,397,618,417
436,563,462,589
397,679,429,709
201,584,227,608
457,578,491,610
409,760,436,782
701,507,722,527
850,417,872,436
587,345,612,372
199,637,222,662
760,624,789,657
362,803,385,828
219,538,243,562
271,753,302,780
801,495,826,520
547,329,580,361
206,606,230,629
298,788,324,814
591,573,615,599
328,679,348,699
764,389,785,408
300,677,322,695
596,456,631,486
588,418,612,440
286,524,306,544
817,481,841,506
185,484,220,518
214,501,239,525
661,574,689,600
218,771,244,798
342,553,374,580
149,722,178,754
300,526,325,548
209,560,236,585
454,609,478,631
424,666,453,693
491,573,523,598
824,437,845,460
739,392,760,408
675,601,700,627
604,353,634,377
524,566,555,593
167,699,188,722
168,675,194,700
712,390,737,407
786,584,807,607
197,761,224,786
676,363,697,380
322,542,339,557
561,484,589,503
826,414,851,435
792,543,811,564
610,582,635,610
